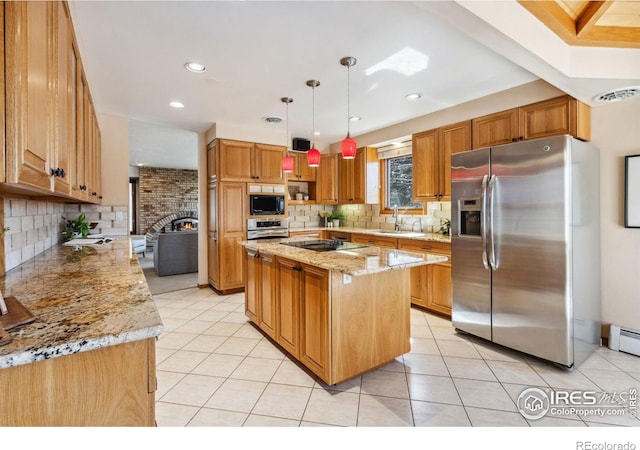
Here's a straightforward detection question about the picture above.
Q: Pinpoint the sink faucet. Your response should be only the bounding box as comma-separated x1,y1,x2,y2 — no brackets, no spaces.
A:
393,205,401,231
412,220,423,233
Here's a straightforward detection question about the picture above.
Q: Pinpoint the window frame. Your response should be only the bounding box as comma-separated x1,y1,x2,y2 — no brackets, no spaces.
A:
379,156,424,216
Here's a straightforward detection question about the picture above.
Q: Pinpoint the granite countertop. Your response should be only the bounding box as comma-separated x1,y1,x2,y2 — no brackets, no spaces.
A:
0,238,163,370
241,237,448,276
290,226,452,244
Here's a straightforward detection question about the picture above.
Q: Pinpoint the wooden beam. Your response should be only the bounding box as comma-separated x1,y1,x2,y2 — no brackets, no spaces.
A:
576,1,614,36
518,1,579,44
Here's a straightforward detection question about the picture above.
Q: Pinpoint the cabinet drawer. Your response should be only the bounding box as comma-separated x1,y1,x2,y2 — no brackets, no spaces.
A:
397,239,451,255
289,230,323,239
352,233,398,248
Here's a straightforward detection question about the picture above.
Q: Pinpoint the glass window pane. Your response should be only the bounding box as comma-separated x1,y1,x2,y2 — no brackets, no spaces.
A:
386,155,422,209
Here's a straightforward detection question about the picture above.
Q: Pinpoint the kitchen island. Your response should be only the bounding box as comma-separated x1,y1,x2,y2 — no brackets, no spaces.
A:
241,238,447,385
0,238,163,426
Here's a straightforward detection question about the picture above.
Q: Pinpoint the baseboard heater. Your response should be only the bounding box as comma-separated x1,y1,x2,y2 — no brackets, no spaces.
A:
609,325,640,357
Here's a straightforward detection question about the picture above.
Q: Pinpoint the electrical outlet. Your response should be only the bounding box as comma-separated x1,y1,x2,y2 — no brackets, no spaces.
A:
115,211,123,221
343,274,352,284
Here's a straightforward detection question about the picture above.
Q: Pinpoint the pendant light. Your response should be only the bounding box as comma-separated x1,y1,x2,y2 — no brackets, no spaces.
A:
281,97,294,173
340,56,357,159
306,80,321,167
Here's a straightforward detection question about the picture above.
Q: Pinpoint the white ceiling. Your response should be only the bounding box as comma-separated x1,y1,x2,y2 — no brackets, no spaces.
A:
67,1,640,171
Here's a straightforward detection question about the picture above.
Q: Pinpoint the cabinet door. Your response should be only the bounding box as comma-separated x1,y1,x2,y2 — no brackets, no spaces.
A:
207,141,216,182
52,2,73,196
338,155,355,203
286,152,316,182
427,261,452,316
351,148,367,204
218,139,253,181
472,108,519,149
299,264,329,380
276,258,300,357
218,182,246,290
439,121,471,201
244,248,259,322
207,184,218,287
412,129,439,201
518,95,592,141
254,143,285,183
258,253,277,339
316,154,338,204
410,265,428,308
71,69,88,201
5,1,55,191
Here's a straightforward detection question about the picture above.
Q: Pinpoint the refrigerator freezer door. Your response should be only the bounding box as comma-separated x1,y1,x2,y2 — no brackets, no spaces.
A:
451,148,492,341
490,136,572,366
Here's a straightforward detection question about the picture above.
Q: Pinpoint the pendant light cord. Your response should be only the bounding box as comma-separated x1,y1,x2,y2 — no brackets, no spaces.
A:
346,63,351,138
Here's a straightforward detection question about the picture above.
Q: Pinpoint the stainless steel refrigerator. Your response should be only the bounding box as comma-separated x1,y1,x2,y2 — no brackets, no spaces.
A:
451,135,601,368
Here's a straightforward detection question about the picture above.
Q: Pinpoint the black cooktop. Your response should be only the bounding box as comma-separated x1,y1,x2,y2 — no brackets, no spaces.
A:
282,239,368,252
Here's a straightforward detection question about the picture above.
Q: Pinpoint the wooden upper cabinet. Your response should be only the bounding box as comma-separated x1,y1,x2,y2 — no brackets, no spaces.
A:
413,121,471,202
52,2,73,196
472,109,519,149
0,4,5,183
519,95,591,142
316,153,338,204
207,141,216,183
286,151,316,182
472,95,591,148
5,1,55,191
254,143,286,183
412,129,439,201
218,139,253,181
4,1,101,203
338,147,379,204
217,139,285,183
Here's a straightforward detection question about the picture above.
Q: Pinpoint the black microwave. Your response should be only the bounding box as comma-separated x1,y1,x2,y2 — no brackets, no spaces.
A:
249,194,286,216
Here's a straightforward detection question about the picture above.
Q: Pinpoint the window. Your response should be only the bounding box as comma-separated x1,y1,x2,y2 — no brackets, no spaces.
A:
384,155,423,210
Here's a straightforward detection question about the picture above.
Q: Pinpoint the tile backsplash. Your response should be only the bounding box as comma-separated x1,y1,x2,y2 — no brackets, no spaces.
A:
288,202,451,233
2,197,128,272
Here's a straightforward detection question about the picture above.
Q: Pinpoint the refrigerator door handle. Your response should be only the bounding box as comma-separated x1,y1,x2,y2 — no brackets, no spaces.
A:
480,174,489,270
488,174,498,270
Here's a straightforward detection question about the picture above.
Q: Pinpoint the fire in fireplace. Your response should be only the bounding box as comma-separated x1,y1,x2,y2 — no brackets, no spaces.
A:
171,217,198,231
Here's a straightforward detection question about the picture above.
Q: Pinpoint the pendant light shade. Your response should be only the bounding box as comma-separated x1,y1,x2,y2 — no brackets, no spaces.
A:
340,56,357,159
306,79,321,167
282,155,294,172
281,97,294,173
307,148,321,167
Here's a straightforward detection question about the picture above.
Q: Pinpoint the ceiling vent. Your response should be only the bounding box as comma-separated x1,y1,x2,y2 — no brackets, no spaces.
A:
593,87,640,103
262,116,283,124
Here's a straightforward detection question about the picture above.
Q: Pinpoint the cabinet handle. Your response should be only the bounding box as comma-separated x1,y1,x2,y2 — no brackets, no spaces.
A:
421,246,432,251
50,168,56,176
253,253,260,259
91,192,97,196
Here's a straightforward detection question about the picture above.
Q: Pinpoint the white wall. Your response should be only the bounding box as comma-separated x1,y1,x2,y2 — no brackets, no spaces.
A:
591,98,640,331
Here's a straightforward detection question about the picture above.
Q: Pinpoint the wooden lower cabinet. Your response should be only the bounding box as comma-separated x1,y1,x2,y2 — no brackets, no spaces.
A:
244,251,410,385
0,338,156,426
398,239,452,317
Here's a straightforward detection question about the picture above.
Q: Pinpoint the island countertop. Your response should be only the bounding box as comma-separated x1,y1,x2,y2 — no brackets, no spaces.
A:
0,238,163,370
290,226,452,244
241,237,448,276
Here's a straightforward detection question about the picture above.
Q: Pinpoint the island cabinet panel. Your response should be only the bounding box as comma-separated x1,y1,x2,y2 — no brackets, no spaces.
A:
0,338,156,426
330,269,410,383
243,248,277,339
299,264,330,380
275,257,301,357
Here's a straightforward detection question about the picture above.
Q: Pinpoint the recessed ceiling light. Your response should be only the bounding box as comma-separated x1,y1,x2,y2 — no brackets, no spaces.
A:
391,141,402,146
137,163,144,167
593,87,640,103
349,116,361,122
184,62,206,73
169,101,184,108
405,92,422,100
314,131,320,136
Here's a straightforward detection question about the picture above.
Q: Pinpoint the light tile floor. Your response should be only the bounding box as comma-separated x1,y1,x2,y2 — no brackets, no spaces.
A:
153,287,640,427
